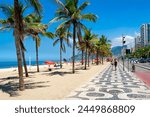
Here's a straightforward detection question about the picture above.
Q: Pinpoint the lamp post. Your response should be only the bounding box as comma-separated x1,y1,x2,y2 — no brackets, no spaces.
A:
122,35,126,71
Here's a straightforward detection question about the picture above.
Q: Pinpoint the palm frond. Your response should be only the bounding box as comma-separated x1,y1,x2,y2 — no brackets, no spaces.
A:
0,25,12,31
0,5,14,17
48,16,67,26
55,0,69,15
53,38,60,46
26,0,42,15
42,32,54,38
56,19,72,30
81,13,97,22
64,37,71,47
76,2,89,14
62,43,66,52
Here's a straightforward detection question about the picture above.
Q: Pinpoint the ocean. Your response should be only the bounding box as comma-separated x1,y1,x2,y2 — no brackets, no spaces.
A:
0,61,46,69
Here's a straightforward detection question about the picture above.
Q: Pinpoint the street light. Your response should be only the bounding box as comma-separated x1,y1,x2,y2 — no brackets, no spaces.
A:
122,35,126,71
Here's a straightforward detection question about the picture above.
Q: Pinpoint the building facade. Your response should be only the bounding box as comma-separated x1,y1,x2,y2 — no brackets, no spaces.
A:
135,36,142,50
140,24,150,47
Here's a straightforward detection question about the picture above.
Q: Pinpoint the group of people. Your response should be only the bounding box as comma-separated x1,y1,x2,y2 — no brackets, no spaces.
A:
111,58,118,71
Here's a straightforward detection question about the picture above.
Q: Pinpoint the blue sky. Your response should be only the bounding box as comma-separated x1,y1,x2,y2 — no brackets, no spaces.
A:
0,0,150,61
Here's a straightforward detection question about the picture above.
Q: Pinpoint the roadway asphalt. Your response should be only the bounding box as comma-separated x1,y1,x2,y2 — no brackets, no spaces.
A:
123,61,150,87
123,61,150,72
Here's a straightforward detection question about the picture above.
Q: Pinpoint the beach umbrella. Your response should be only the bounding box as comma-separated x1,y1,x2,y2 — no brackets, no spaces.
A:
44,61,55,65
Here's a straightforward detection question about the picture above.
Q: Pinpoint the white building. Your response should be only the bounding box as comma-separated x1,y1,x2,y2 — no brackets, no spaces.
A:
140,24,150,47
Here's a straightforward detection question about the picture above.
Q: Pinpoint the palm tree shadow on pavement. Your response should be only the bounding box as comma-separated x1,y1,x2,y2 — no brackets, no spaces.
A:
0,80,50,97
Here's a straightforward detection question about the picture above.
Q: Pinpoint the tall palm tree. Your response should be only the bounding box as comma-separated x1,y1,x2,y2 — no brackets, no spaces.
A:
53,28,71,68
89,43,96,64
0,4,29,77
52,0,97,73
99,35,111,64
13,0,42,90
24,14,54,72
14,0,25,90
83,29,97,69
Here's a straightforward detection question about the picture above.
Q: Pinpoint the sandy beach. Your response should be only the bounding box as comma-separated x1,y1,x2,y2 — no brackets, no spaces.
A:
0,62,110,100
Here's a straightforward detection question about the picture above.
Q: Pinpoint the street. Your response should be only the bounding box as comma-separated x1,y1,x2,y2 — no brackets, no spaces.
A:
123,61,150,87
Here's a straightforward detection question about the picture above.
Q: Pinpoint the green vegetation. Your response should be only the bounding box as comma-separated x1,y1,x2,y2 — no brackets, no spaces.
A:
131,46,150,58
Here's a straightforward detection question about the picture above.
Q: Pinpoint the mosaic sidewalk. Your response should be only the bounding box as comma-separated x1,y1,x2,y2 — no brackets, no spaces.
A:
66,64,150,100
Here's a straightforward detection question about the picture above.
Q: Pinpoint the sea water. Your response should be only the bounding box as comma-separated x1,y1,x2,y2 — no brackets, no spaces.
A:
0,61,45,69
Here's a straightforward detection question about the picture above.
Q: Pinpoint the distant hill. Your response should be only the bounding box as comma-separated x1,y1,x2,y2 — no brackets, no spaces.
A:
70,53,96,61
111,45,127,57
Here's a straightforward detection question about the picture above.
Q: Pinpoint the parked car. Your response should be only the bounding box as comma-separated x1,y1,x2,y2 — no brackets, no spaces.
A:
130,58,139,63
139,58,147,63
146,58,150,63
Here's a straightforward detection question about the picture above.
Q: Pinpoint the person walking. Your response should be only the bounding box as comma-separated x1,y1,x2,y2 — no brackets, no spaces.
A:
114,59,118,71
111,60,113,70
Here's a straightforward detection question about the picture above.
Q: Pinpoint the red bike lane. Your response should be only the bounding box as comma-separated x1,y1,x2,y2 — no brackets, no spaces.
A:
135,72,150,87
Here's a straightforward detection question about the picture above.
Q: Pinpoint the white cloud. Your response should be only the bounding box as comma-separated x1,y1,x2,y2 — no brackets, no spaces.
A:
134,32,140,36
111,35,135,48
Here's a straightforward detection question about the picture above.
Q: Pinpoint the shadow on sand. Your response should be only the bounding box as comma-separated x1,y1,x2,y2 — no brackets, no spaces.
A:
47,71,73,76
0,80,50,97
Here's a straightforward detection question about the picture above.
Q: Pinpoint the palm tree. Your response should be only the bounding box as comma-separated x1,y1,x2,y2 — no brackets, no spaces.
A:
24,14,54,72
99,35,111,64
94,38,101,65
53,28,71,68
52,0,97,73
89,43,96,64
0,4,29,77
83,29,97,69
13,0,42,90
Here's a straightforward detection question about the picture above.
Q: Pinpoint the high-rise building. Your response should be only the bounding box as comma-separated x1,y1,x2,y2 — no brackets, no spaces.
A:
135,36,142,50
140,24,150,46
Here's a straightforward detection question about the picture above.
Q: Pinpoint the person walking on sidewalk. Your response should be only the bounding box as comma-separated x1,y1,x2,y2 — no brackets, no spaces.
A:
114,59,118,71
111,60,113,70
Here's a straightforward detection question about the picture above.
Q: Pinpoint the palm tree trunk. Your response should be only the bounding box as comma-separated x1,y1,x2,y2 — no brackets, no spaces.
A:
88,51,90,67
99,54,101,64
102,53,104,65
14,0,24,91
96,49,99,65
60,39,62,68
72,22,76,73
92,53,93,64
36,39,39,72
21,49,29,77
81,50,84,65
84,43,87,70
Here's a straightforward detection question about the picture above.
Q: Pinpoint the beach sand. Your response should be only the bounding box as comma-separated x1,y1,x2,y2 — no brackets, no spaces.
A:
0,62,110,100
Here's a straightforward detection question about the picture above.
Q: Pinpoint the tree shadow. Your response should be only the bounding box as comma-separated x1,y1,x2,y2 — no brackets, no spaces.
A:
47,71,73,76
0,80,50,97
0,76,18,84
0,76,18,81
75,66,85,70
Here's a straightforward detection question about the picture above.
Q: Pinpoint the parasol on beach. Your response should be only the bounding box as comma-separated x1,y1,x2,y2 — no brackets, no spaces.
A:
44,61,55,65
